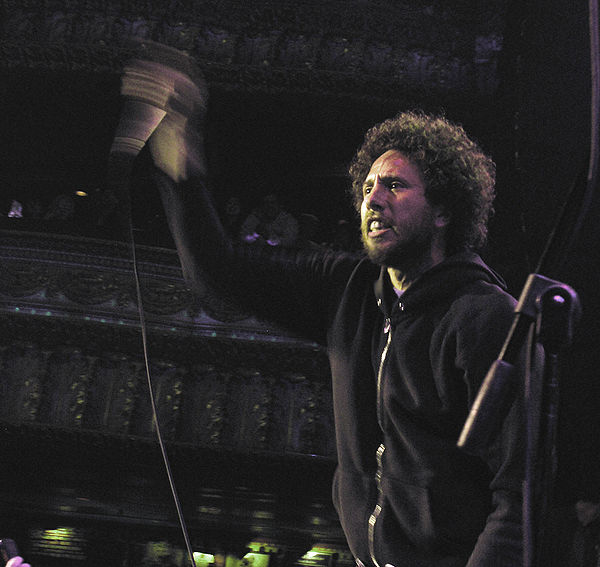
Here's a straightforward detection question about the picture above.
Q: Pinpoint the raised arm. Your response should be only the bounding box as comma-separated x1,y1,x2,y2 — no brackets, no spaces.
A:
108,42,359,343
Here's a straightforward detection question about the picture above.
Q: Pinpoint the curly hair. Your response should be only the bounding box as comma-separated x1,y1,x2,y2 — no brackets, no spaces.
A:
348,111,496,255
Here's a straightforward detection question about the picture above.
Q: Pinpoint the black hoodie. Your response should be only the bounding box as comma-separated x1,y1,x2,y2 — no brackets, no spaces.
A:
329,254,525,566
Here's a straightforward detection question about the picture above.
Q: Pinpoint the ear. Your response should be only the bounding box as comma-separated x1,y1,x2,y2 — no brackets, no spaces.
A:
434,207,450,229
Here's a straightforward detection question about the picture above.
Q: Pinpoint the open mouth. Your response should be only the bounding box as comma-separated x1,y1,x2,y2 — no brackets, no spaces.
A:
367,219,393,238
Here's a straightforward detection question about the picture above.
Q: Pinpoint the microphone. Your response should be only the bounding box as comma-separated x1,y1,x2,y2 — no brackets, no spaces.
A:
106,97,168,212
109,54,184,158
110,100,167,158
107,57,175,199
108,41,207,189
106,43,207,232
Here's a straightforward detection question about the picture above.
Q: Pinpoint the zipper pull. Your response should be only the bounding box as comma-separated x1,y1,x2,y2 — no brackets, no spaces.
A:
375,443,385,484
383,317,391,334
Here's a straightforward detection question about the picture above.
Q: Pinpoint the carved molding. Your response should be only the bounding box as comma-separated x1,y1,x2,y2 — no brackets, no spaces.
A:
0,227,285,329
2,0,506,100
0,228,334,458
0,339,335,456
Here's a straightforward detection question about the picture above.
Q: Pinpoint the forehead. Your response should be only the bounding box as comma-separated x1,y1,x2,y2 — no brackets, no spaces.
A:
366,149,423,181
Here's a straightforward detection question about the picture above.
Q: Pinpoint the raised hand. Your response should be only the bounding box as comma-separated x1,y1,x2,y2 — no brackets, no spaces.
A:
113,40,208,182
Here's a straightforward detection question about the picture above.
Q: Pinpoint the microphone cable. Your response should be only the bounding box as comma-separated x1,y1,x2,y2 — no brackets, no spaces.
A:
129,211,195,567
109,150,197,567
129,207,196,567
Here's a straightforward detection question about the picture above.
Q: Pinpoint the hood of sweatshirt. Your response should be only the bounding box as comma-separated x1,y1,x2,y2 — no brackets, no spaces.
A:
374,251,508,319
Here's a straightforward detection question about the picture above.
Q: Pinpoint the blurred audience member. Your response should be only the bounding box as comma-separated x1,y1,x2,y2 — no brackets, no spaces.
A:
240,192,298,247
4,197,43,221
221,196,244,239
6,557,31,567
296,212,325,250
329,218,359,251
542,499,600,566
25,198,44,219
570,500,600,566
7,200,23,218
43,194,75,221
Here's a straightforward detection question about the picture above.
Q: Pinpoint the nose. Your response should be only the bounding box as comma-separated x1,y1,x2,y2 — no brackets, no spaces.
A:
364,178,387,211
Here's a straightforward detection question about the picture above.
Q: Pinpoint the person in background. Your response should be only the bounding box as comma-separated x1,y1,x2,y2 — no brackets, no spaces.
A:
329,218,359,251
239,191,299,247
543,497,600,566
296,212,325,250
7,200,23,218
221,195,244,239
43,193,75,221
0,538,30,567
25,198,44,220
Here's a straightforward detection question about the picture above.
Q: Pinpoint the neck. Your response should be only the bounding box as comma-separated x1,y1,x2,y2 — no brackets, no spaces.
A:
386,248,446,292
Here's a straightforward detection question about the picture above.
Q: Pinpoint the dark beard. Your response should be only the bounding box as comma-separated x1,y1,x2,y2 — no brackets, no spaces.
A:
361,229,434,270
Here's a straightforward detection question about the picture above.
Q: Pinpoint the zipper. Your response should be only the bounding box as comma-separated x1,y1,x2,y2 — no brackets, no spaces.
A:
368,315,393,567
376,317,392,427
368,442,386,567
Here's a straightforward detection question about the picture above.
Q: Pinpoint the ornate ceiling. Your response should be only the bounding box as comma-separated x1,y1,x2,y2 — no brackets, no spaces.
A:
2,0,506,97
2,0,510,217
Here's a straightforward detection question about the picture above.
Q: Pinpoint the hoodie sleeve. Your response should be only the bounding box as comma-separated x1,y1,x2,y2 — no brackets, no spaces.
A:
453,285,541,566
154,169,360,344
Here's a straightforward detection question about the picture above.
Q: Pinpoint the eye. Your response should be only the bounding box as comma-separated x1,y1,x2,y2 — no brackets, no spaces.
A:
362,183,373,196
389,181,407,191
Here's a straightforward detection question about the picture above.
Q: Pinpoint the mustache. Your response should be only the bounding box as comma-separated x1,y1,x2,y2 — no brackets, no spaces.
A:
362,213,396,231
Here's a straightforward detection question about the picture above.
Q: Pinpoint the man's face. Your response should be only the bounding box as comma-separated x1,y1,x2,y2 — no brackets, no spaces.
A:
360,149,445,268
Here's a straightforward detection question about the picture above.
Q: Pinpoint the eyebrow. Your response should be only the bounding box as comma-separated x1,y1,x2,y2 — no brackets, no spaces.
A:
363,174,414,187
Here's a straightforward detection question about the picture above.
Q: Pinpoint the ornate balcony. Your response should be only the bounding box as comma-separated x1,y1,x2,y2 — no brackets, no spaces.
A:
0,224,348,566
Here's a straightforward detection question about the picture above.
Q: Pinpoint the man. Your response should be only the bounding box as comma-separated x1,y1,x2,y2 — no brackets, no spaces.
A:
239,191,299,247
114,56,526,566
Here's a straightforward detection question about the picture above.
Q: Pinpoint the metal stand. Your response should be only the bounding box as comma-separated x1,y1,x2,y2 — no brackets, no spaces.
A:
457,273,580,567
522,274,580,567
